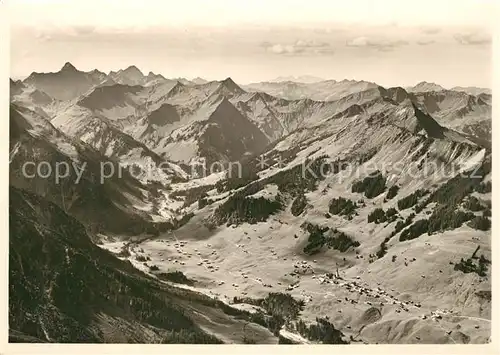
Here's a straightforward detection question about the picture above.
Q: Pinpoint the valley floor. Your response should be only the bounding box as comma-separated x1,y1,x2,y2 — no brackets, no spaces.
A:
100,210,491,344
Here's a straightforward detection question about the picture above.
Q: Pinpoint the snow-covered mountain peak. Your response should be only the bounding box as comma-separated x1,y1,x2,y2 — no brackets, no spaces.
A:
408,81,446,93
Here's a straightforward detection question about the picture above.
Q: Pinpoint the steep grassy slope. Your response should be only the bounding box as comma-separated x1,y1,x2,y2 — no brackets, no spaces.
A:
9,104,175,236
9,186,280,343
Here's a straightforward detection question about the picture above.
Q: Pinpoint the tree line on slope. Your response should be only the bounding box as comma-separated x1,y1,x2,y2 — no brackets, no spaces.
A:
376,158,491,255
351,170,387,199
301,222,360,255
367,207,399,224
233,293,348,344
454,245,491,277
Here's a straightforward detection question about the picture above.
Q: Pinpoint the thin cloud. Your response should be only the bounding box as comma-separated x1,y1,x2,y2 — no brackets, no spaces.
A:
268,44,301,54
34,31,52,42
25,25,97,43
295,39,329,48
346,36,370,47
346,36,408,51
72,25,97,36
420,26,442,35
454,32,491,45
262,40,334,56
416,39,436,46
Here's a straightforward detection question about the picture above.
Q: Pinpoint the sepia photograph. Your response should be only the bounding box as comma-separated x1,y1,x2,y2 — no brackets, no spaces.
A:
5,0,496,349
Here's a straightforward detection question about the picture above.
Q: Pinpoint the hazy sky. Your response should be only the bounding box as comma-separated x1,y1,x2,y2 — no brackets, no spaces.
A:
10,0,494,88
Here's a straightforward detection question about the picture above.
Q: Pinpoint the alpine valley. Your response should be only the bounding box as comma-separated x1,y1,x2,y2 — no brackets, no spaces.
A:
9,63,492,344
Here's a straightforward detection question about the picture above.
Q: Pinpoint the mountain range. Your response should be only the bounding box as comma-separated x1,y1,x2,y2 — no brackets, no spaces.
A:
9,62,492,344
